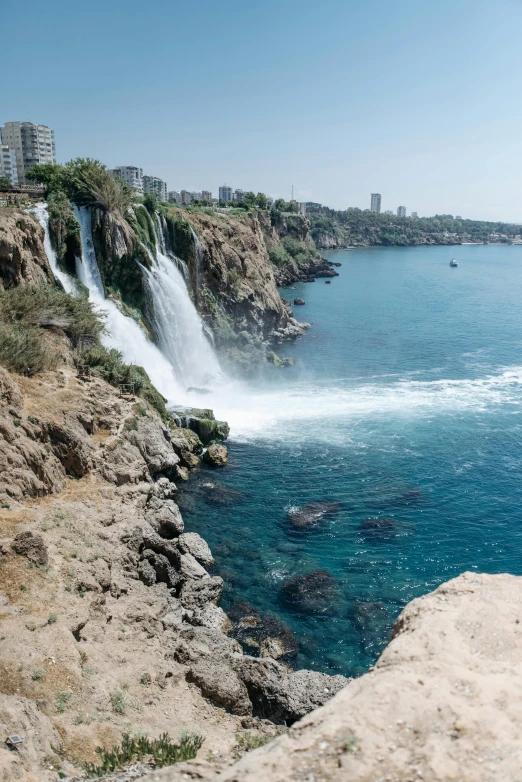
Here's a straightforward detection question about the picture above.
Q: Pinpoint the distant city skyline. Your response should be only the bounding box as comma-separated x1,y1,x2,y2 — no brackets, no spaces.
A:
3,0,522,222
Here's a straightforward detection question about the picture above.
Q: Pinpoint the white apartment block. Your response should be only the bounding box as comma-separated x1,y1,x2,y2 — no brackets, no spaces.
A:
168,191,181,203
233,189,245,202
411,211,418,218
181,190,192,205
219,184,233,202
109,166,143,193
397,205,407,217
0,122,55,185
142,175,167,202
0,145,18,185
370,193,381,213
298,202,306,215
201,190,212,202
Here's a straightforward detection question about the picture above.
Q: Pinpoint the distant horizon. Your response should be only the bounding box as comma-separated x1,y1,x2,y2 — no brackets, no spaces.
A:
4,0,522,222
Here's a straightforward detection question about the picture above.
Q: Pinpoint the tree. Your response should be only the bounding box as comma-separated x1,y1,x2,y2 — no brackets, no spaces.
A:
255,192,268,209
26,163,64,191
143,194,158,214
0,175,11,188
274,198,286,211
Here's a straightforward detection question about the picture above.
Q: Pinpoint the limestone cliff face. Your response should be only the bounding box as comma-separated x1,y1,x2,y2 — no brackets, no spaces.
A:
163,208,308,371
257,210,338,285
168,210,294,339
0,209,54,289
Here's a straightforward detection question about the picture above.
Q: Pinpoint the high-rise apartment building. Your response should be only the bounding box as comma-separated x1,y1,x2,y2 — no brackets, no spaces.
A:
219,184,233,202
384,210,393,215
168,191,181,203
0,145,18,185
142,175,167,202
201,190,212,202
180,190,192,205
397,205,407,217
0,122,55,185
109,166,143,193
233,189,245,202
411,211,418,218
370,193,381,213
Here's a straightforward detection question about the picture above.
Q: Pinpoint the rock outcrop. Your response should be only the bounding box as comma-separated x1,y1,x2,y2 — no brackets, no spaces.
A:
0,208,54,289
216,572,522,782
162,209,308,371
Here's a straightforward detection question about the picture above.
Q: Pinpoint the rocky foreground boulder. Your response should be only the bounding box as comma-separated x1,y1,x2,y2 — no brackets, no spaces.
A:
214,572,522,782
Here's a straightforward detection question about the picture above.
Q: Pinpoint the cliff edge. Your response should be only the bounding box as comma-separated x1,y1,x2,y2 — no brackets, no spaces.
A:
209,571,522,782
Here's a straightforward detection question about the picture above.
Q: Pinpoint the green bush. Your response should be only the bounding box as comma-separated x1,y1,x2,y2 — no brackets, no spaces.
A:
0,322,58,373
47,191,81,272
77,344,167,419
0,285,104,347
83,732,204,777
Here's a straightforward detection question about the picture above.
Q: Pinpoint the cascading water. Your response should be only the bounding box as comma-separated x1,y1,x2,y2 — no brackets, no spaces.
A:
191,227,204,293
141,214,222,389
73,205,184,400
31,203,77,295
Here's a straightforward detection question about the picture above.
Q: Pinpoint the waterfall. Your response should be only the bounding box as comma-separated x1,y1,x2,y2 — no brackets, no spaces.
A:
191,227,204,293
31,202,222,401
73,205,183,400
31,202,77,295
141,219,222,390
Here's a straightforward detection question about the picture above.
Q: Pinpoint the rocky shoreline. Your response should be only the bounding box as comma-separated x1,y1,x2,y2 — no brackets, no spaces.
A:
0,364,348,780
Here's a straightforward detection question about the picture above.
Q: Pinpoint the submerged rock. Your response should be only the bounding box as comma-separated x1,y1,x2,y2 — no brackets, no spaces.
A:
287,501,340,530
229,602,299,660
359,517,397,540
202,444,228,466
259,637,285,660
197,479,245,506
280,570,340,614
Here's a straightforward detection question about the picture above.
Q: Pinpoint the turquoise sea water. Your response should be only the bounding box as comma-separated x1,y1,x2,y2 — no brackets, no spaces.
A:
179,244,522,676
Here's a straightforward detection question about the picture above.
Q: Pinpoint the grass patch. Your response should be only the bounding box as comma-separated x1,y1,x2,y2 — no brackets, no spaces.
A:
0,285,103,374
110,689,127,714
232,732,272,759
83,732,203,777
55,691,72,713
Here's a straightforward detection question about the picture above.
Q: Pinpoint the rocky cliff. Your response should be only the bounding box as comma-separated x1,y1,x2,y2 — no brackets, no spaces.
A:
161,208,308,370
0,208,54,289
257,210,338,285
0,361,348,781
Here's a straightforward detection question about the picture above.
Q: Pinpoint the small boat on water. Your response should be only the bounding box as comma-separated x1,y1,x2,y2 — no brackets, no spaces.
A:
450,259,458,267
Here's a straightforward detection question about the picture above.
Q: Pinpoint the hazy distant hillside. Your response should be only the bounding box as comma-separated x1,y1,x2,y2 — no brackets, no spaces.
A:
308,208,522,248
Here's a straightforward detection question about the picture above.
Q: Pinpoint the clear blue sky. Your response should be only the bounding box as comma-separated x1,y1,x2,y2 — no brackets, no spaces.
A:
3,0,522,220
